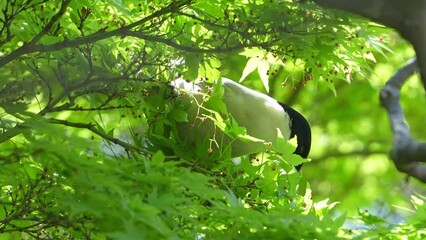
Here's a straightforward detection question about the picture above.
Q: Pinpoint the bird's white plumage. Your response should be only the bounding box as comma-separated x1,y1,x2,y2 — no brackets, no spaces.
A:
172,78,291,157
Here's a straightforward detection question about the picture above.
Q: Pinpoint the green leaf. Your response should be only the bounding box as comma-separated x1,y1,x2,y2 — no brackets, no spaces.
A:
92,119,107,135
358,209,388,225
334,212,347,228
325,79,337,96
240,56,261,82
106,0,131,14
169,108,188,122
209,57,222,68
151,151,165,165
225,189,244,208
257,59,270,92
199,60,221,80
107,128,115,137
203,110,226,131
184,53,201,80
205,78,227,113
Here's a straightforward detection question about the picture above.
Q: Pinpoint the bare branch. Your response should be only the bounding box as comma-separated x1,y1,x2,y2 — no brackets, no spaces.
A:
379,58,426,183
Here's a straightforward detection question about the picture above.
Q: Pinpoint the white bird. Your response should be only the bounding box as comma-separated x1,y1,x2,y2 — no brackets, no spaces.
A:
172,78,311,169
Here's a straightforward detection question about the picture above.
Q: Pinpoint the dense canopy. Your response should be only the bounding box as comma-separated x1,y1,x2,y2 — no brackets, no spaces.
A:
1,0,426,239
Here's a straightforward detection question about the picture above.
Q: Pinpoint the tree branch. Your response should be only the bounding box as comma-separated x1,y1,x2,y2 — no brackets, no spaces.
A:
0,0,279,69
124,30,270,53
0,0,71,68
47,118,154,156
0,0,190,68
310,1,426,182
30,0,72,45
379,58,426,182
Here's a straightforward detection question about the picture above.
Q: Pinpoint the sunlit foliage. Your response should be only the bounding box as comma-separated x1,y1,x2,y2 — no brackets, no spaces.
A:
0,0,425,239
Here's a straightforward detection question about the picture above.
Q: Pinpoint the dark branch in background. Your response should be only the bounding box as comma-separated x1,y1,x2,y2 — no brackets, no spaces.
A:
0,74,131,144
379,58,426,183
0,19,271,68
30,0,72,45
0,0,72,67
0,0,190,68
0,39,167,144
313,0,426,89
0,0,51,47
125,31,272,53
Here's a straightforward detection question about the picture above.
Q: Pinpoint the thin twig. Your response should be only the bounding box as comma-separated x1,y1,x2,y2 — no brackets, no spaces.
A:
47,118,154,156
0,0,72,67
